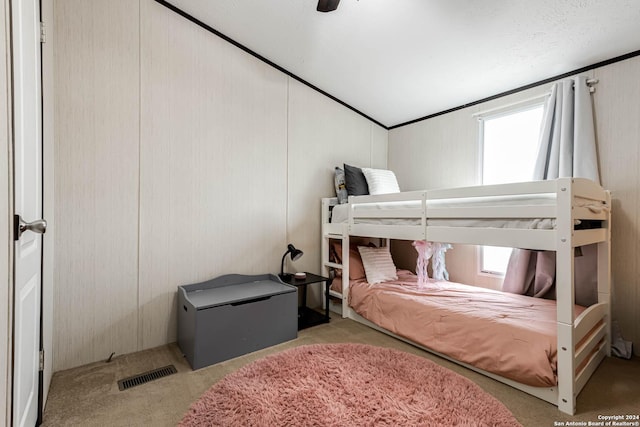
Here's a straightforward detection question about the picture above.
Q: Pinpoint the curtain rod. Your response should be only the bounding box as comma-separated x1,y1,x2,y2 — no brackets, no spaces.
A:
582,78,598,93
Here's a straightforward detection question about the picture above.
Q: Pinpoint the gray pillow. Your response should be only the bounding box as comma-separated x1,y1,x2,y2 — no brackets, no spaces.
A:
344,163,369,196
334,167,348,204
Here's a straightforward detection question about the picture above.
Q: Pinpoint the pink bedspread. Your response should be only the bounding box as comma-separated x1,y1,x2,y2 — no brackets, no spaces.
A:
349,270,584,387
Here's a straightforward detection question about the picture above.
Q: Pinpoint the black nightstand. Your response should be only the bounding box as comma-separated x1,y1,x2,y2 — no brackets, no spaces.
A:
279,272,330,330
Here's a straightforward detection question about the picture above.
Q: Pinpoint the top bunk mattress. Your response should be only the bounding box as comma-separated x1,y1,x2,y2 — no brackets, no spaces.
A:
348,270,586,387
330,193,605,229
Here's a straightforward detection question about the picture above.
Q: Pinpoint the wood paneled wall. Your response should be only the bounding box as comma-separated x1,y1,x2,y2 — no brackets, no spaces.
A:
389,59,640,354
287,80,387,303
52,0,386,370
593,58,640,356
53,0,140,371
138,0,288,350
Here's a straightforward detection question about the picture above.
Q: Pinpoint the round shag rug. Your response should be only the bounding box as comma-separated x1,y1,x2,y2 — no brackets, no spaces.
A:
179,343,521,426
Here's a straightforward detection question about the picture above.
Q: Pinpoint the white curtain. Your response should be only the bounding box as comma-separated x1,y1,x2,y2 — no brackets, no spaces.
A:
532,76,600,183
502,76,599,306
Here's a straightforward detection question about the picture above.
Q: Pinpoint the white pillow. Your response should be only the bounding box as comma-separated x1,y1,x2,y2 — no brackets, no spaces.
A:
357,246,398,284
361,168,400,195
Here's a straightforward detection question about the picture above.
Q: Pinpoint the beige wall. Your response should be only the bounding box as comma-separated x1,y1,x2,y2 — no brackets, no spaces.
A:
52,0,386,370
389,58,640,354
1,0,12,421
592,58,640,357
137,0,288,351
287,79,387,304
53,0,141,371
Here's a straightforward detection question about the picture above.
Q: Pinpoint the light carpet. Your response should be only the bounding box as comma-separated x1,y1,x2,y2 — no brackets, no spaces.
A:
180,343,521,426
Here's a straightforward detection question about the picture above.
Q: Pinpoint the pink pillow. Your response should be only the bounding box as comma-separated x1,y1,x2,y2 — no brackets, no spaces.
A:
331,242,366,280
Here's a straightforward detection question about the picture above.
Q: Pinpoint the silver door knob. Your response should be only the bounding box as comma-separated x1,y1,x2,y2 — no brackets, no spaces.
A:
15,215,47,240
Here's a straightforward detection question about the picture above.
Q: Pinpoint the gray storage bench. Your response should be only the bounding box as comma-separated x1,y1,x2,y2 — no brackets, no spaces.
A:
177,274,297,370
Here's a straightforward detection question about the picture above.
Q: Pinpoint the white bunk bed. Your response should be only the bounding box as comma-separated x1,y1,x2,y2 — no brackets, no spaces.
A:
320,177,611,415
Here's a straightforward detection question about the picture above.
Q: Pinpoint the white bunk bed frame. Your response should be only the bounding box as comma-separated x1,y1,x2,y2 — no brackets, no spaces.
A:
320,177,611,415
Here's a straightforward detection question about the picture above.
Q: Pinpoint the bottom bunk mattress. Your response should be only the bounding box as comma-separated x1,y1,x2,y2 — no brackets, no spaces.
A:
348,270,585,387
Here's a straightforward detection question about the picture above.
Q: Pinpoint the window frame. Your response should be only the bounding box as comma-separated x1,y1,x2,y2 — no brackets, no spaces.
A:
476,96,547,277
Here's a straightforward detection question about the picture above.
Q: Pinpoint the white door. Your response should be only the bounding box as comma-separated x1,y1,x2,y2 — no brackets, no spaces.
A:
12,0,44,426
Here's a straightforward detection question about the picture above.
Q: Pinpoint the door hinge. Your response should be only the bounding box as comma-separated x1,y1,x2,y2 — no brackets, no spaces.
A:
40,22,46,43
39,350,44,371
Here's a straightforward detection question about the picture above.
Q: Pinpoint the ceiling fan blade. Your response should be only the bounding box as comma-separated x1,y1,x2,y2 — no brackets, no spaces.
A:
317,0,340,12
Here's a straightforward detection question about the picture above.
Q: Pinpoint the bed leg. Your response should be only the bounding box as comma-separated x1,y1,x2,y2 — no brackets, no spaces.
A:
557,322,576,415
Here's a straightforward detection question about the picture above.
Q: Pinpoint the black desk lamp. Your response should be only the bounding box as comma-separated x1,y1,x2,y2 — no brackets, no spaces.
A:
280,244,303,279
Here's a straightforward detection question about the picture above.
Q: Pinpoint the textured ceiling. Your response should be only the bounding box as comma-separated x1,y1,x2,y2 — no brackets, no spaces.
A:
166,0,640,127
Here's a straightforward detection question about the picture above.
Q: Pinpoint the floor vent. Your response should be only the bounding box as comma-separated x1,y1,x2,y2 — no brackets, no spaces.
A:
117,365,177,391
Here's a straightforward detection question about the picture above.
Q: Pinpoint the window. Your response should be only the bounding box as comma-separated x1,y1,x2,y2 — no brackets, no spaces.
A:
479,102,545,275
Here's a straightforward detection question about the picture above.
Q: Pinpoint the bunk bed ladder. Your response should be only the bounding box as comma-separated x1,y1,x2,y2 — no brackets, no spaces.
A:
321,198,351,318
